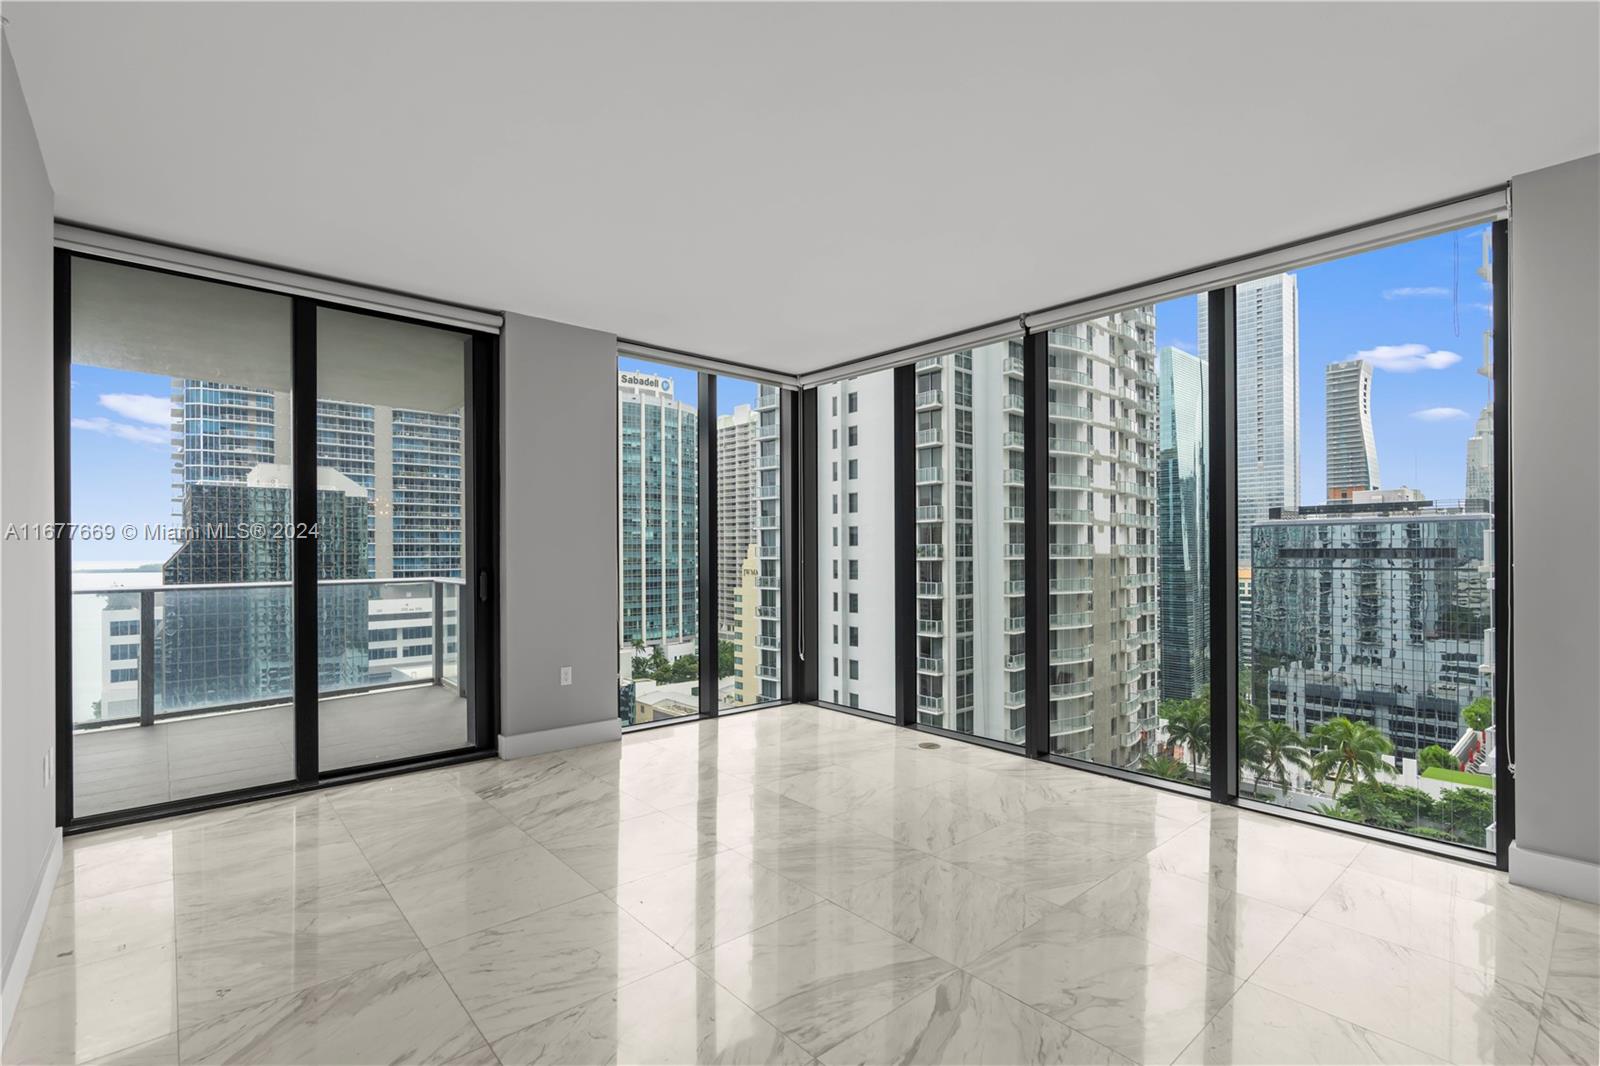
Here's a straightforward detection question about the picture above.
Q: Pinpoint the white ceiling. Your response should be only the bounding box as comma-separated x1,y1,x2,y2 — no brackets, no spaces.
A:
5,2,1597,375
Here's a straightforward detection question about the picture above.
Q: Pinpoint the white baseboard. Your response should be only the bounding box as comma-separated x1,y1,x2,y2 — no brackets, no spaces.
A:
498,718,621,760
2,828,62,1043
1509,841,1600,903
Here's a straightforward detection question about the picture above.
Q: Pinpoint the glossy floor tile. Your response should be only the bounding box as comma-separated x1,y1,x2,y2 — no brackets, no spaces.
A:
11,704,1596,1066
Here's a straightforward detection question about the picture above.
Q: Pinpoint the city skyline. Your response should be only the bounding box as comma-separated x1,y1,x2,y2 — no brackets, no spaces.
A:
75,230,1494,572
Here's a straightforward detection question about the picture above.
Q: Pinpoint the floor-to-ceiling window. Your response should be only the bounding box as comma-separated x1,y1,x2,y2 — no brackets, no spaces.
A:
316,308,474,771
617,358,701,727
1232,225,1500,852
1043,297,1214,784
60,253,497,826
67,258,298,817
716,376,784,710
815,370,895,713
913,343,1026,744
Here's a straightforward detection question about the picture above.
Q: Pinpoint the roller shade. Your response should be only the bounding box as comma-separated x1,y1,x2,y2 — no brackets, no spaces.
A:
57,223,501,335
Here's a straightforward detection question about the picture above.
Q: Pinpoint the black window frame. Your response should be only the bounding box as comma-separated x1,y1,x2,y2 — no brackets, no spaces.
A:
54,249,501,834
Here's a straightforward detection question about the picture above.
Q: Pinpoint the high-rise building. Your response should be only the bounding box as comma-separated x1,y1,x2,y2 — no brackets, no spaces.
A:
1045,313,1161,765
1158,346,1209,700
816,373,896,712
732,541,761,705
716,402,757,631
174,380,463,579
617,371,699,653
158,464,371,710
751,384,783,701
1250,497,1493,761
1466,229,1496,505
1201,275,1300,563
1325,357,1379,501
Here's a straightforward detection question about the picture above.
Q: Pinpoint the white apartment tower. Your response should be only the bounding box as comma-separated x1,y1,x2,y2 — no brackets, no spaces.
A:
816,372,897,712
1324,357,1379,501
716,403,758,628
751,384,783,701
1201,274,1300,563
1045,312,1161,765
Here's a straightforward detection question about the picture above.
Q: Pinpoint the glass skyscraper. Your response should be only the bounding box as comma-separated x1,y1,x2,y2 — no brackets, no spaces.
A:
1157,345,1210,701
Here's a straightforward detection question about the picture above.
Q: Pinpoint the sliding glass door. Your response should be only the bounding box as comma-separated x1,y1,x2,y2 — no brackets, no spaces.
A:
59,253,497,827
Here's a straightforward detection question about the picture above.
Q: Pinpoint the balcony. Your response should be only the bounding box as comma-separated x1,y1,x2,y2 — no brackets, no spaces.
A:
1002,506,1027,523
916,544,943,560
1004,353,1026,377
1004,615,1026,634
917,617,943,636
1050,332,1094,357
1051,611,1093,628
1051,646,1093,666
1051,680,1093,699
1050,402,1093,421
1049,437,1092,456
1053,712,1094,735
758,484,780,499
916,505,944,522
1050,508,1094,524
917,657,944,675
757,453,780,470
756,421,779,440
1050,543,1093,559
916,428,943,447
915,390,944,410
1002,395,1025,414
70,578,467,818
1004,653,1027,671
917,582,945,598
915,466,944,485
1002,430,1026,450
1050,577,1093,593
757,663,781,680
918,694,944,712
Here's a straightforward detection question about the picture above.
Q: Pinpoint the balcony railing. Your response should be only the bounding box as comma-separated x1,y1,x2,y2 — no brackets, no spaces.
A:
71,578,464,730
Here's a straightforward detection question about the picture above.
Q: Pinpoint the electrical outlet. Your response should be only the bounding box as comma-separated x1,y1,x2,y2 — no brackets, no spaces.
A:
560,666,573,686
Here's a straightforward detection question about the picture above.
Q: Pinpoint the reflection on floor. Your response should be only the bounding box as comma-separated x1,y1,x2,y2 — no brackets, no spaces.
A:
72,684,470,817
14,705,1596,1065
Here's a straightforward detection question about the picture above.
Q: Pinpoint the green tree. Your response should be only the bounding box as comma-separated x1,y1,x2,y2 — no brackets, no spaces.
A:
1139,753,1189,780
1250,720,1311,796
717,640,737,679
1436,786,1495,844
1418,744,1457,773
1159,693,1211,776
1308,717,1394,799
1462,697,1493,733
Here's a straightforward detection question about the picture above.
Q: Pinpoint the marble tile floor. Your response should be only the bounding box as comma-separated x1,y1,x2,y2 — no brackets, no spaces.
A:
8,704,1596,1065
71,683,471,818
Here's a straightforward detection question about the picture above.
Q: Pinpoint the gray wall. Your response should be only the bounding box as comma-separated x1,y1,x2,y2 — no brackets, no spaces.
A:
498,312,620,746
1,35,58,988
1510,153,1600,877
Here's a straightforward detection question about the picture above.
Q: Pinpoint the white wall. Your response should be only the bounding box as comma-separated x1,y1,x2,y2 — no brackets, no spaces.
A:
497,312,622,755
1,33,60,1026
1509,153,1600,902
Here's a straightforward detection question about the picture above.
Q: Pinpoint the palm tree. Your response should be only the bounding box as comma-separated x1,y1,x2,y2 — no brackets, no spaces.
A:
1252,721,1311,796
1139,753,1189,780
1308,717,1394,799
1160,693,1211,776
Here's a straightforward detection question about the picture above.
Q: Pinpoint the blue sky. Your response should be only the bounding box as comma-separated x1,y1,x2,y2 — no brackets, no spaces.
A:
74,227,1491,566
1153,224,1493,505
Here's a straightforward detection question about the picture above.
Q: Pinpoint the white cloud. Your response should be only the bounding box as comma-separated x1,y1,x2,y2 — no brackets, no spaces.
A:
99,392,169,426
1410,406,1469,422
1356,344,1462,373
72,416,168,445
1382,286,1449,300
